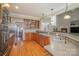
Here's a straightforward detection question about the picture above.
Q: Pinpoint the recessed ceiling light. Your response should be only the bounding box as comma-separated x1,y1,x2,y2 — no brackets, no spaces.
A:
15,6,19,9
6,4,10,7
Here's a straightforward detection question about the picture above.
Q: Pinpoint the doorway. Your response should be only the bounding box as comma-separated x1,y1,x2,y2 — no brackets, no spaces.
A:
15,22,24,44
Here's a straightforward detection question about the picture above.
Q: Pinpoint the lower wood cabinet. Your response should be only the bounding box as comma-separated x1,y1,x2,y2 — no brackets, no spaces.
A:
25,32,33,40
25,32,50,46
38,35,50,46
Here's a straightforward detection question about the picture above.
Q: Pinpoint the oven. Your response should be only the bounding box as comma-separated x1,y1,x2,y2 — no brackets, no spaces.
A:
70,27,79,33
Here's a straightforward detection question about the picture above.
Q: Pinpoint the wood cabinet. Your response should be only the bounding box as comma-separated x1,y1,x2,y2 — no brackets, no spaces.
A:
38,35,50,46
25,32,50,46
32,33,39,41
24,19,39,29
25,32,32,40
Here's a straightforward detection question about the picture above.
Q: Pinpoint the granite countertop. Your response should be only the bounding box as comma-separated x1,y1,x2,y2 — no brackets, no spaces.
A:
61,33,79,42
39,33,49,36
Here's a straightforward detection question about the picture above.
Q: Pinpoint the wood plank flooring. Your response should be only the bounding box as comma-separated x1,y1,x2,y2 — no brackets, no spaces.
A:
9,40,52,56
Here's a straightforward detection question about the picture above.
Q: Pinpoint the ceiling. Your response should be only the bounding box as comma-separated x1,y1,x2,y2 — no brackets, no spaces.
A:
10,3,78,17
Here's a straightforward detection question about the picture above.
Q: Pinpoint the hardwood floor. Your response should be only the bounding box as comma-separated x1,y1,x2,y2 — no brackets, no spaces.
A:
9,40,52,56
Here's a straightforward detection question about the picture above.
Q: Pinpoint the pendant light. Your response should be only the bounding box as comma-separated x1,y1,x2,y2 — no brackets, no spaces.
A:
64,3,71,19
50,8,54,25
41,13,45,19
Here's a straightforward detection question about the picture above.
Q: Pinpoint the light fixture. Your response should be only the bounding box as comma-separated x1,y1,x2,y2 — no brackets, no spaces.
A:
15,6,19,9
64,3,71,19
41,13,45,19
2,3,10,8
51,8,53,16
64,14,71,19
50,8,54,25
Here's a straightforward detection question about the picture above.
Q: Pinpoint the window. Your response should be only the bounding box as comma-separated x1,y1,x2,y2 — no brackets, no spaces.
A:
51,16,56,26
41,22,49,31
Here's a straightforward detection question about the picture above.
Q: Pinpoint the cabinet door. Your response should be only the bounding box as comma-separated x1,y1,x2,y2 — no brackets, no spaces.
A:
32,33,39,42
44,37,50,45
25,32,32,40
39,36,50,46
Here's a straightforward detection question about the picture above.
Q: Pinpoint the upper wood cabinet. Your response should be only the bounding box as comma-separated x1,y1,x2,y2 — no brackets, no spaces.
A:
24,19,40,29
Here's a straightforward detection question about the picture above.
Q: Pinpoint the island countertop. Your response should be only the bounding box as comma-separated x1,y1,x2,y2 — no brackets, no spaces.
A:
61,33,79,42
